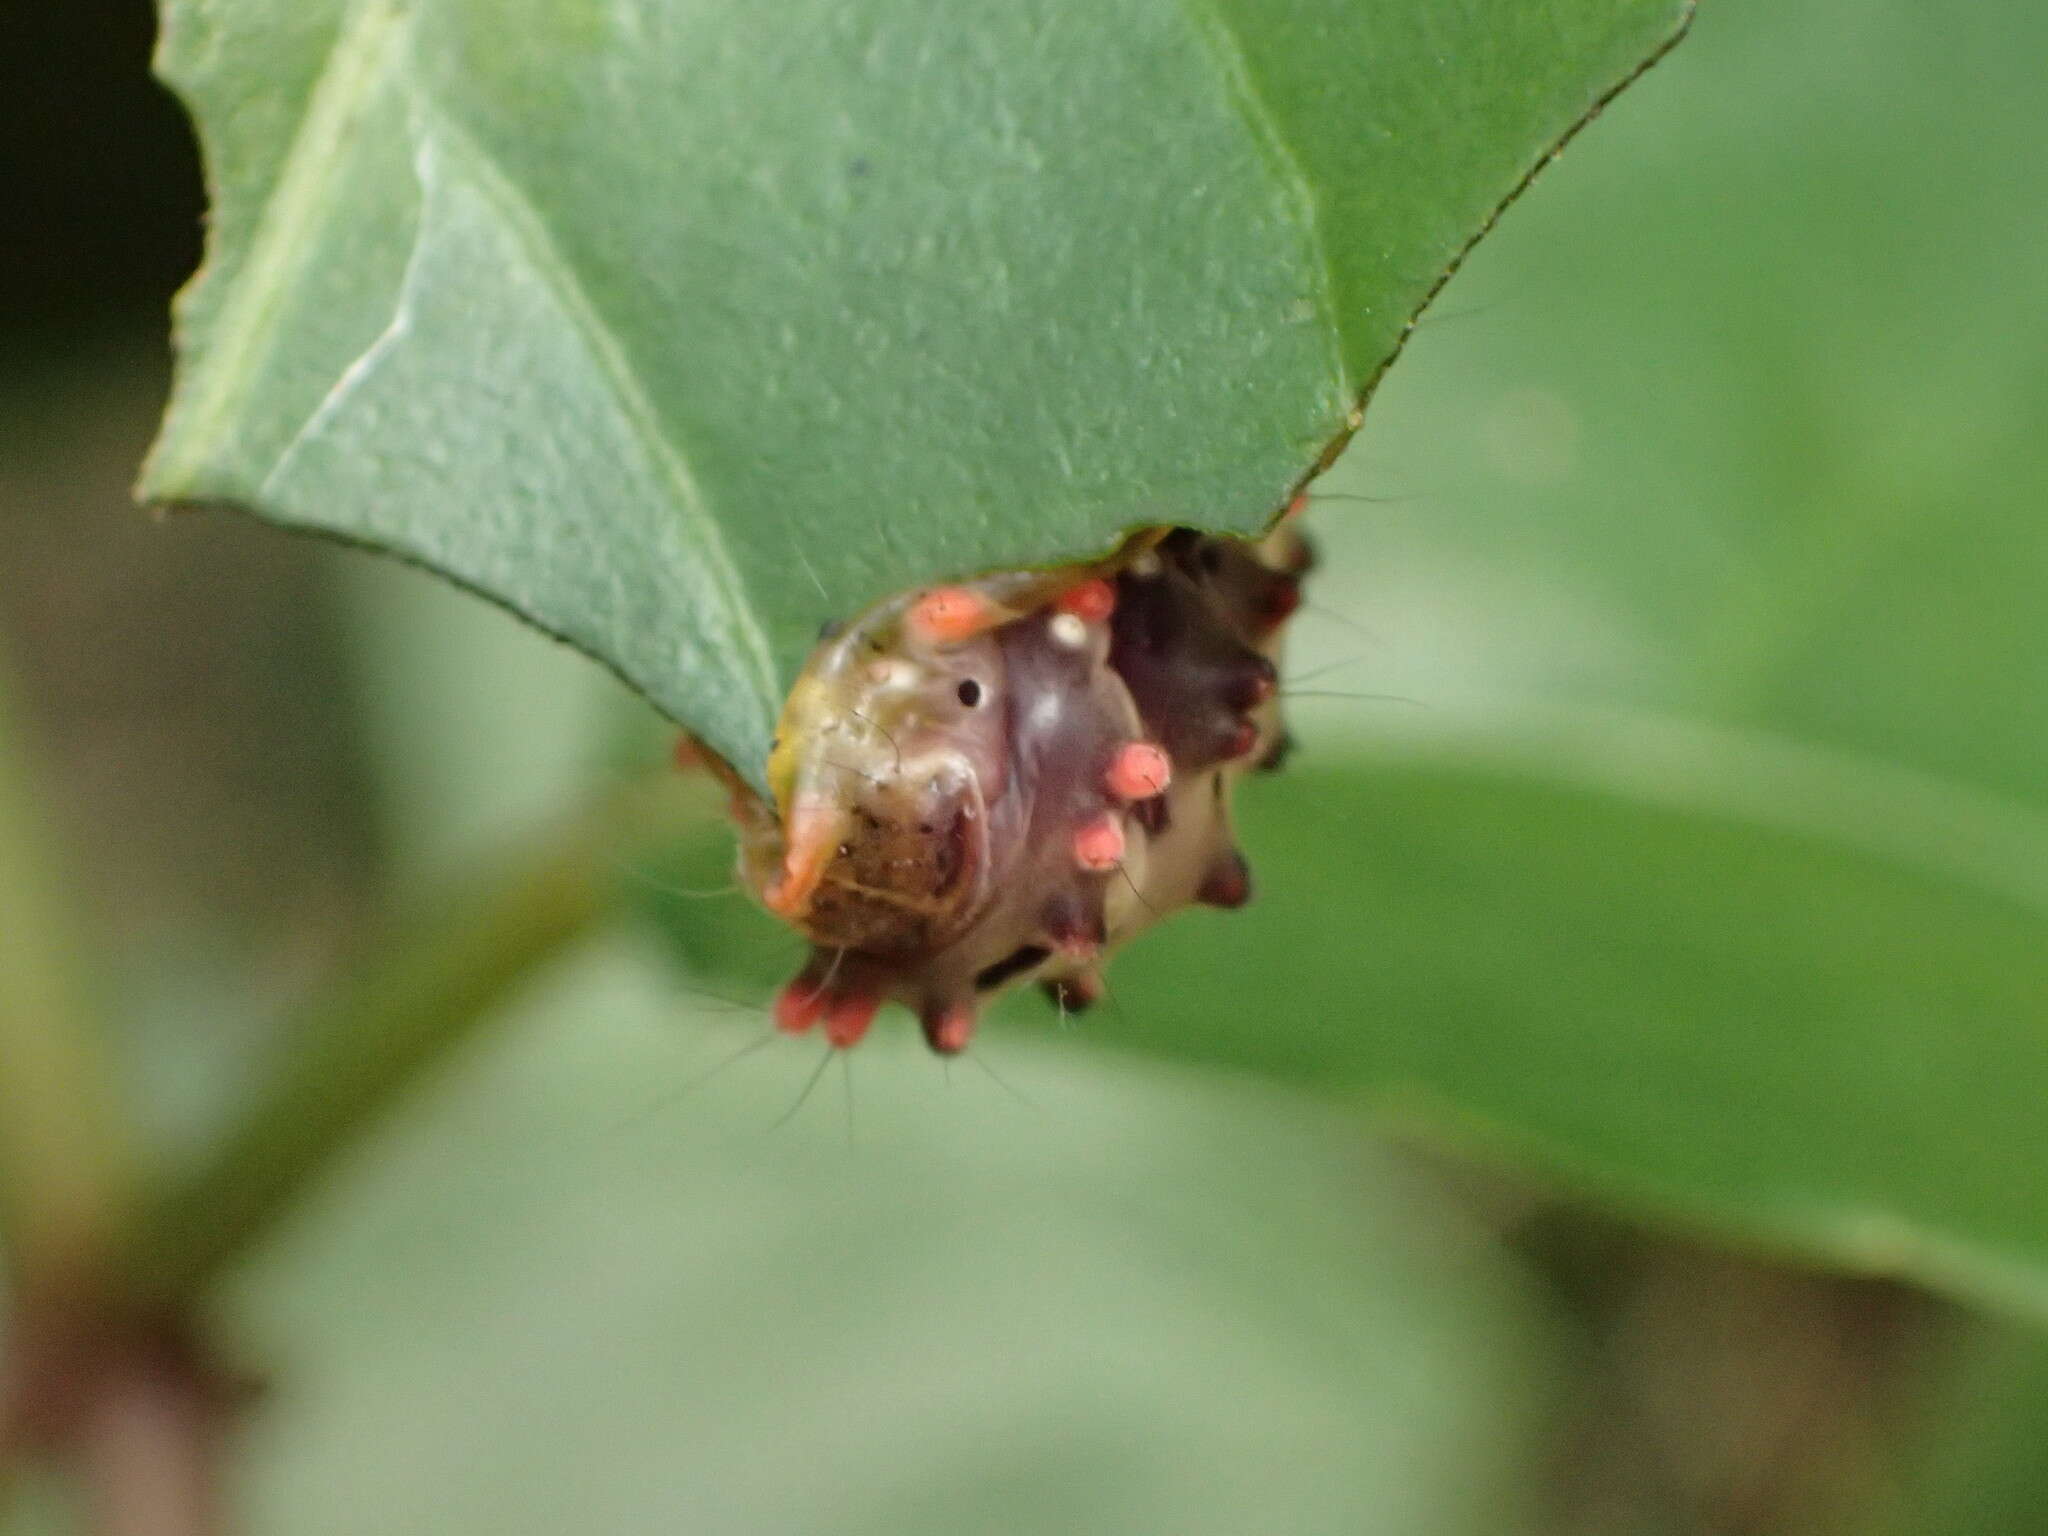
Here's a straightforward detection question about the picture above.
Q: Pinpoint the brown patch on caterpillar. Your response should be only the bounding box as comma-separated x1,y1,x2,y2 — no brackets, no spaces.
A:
797,799,978,957
702,523,1303,1053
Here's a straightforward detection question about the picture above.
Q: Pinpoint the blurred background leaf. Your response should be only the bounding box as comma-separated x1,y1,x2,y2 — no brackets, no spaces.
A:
1881,1318,2048,1536
212,947,1563,1536
1108,752,2048,1317
140,0,1691,782
1240,0,2048,1309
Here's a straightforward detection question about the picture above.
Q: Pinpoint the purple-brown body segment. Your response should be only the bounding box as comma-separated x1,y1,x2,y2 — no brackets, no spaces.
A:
721,525,1307,1054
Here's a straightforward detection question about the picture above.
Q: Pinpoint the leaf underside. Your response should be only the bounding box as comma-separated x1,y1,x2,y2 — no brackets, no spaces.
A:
143,0,1692,786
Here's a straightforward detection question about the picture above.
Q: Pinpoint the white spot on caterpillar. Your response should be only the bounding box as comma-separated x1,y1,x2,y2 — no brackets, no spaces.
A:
1026,689,1066,734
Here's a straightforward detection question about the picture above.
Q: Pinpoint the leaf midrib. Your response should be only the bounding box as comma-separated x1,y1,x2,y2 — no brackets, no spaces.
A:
416,111,782,750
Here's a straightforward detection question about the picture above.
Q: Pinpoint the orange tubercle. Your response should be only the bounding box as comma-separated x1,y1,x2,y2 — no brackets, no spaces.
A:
1072,813,1126,872
1104,740,1172,801
764,795,839,918
774,979,828,1035
923,1001,977,1056
823,992,881,1049
906,585,1001,646
1053,578,1117,624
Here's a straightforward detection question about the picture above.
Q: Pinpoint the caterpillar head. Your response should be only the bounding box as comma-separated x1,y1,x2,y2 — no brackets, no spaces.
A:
717,527,1306,1054
750,601,1017,957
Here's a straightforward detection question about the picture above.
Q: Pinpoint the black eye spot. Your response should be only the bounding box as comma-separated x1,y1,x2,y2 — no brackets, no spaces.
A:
956,679,984,707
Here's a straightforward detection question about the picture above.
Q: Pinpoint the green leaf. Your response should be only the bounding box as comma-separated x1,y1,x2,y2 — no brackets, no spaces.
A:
208,951,1560,1536
1097,740,2048,1317
1164,0,2048,1312
1299,0,2048,824
625,728,2048,1320
142,0,1692,784
615,0,2048,1324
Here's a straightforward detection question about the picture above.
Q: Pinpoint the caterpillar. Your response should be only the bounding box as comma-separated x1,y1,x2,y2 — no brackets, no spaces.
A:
698,508,1311,1056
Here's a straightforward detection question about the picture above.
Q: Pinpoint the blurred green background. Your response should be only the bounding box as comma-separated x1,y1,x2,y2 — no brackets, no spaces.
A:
5,0,2048,1531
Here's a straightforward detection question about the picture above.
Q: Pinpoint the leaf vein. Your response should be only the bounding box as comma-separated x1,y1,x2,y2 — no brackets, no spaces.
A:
418,112,783,749
1179,0,1354,401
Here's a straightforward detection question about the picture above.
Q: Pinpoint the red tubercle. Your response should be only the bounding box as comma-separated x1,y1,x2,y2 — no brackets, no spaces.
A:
906,585,1000,646
1222,718,1261,760
1053,578,1117,624
1223,657,1279,711
1254,575,1302,629
823,992,881,1049
1278,528,1317,576
1044,970,1103,1014
1197,849,1253,910
922,1001,977,1056
774,979,828,1035
1104,740,1172,801
1071,813,1126,872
